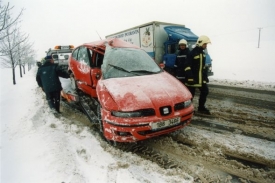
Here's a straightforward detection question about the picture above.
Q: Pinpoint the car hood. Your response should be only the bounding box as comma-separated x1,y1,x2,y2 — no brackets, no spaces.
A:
99,72,191,111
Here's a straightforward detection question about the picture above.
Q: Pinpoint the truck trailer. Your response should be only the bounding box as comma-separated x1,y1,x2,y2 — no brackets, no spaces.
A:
106,21,213,76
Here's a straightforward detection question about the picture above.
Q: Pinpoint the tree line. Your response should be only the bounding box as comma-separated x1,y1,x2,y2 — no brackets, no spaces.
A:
0,1,35,85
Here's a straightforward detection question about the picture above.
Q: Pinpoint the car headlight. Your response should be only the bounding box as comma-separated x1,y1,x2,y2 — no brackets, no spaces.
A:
184,100,192,108
174,100,192,111
111,109,155,118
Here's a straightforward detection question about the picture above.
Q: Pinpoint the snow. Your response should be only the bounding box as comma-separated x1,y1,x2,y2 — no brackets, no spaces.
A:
1,0,275,181
0,68,193,183
1,41,275,183
1,63,274,183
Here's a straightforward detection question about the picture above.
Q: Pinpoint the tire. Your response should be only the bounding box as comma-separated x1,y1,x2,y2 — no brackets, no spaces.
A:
70,75,77,92
96,104,115,145
97,104,103,132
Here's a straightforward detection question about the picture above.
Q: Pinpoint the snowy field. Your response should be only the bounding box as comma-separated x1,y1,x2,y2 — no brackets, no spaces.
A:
0,33,274,183
1,0,275,181
1,39,275,182
1,57,274,183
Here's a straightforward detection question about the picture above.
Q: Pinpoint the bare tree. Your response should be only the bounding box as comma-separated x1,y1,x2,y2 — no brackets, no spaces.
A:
17,40,35,76
0,18,29,84
0,2,36,85
24,55,36,72
0,1,24,41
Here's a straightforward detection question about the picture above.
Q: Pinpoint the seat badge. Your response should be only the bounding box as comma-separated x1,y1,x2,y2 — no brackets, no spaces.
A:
163,107,169,114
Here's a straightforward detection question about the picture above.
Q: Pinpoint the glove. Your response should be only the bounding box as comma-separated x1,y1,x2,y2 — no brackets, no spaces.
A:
184,68,194,84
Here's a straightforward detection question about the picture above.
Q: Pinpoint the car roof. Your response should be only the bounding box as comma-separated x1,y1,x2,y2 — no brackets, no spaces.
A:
82,38,140,51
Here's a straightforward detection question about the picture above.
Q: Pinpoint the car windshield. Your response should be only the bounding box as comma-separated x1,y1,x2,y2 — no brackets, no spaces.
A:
101,47,162,79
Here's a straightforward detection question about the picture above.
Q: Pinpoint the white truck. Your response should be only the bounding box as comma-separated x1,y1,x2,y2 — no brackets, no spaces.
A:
105,21,213,76
46,45,74,71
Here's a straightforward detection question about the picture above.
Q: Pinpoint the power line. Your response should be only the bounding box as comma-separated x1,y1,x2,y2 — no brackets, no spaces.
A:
210,25,275,38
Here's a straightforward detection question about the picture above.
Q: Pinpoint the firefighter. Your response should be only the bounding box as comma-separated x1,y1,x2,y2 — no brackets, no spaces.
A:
175,39,190,83
184,35,211,115
36,55,70,114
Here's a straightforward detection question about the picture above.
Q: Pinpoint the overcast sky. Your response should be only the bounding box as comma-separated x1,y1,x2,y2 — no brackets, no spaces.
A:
5,0,275,60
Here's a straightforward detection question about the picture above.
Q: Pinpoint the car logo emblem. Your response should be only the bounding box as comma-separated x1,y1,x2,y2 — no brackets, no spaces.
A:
163,107,169,114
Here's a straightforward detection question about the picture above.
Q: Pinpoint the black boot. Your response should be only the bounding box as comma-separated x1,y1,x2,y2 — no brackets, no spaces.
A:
55,101,60,113
198,106,211,115
47,99,55,110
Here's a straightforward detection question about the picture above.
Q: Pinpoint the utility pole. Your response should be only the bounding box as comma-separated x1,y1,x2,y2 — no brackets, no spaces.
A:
257,28,262,48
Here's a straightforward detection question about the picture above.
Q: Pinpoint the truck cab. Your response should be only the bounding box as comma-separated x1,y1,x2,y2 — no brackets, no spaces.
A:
46,45,74,71
105,21,214,77
162,26,213,76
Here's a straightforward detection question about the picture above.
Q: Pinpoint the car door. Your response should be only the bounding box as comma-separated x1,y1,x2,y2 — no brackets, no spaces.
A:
89,52,103,97
70,46,93,94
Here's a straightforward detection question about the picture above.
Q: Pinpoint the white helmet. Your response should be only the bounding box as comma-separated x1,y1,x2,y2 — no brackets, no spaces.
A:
196,35,211,47
178,39,187,45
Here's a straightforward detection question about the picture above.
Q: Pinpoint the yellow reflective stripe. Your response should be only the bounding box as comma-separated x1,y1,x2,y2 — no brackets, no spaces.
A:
185,67,191,71
194,55,200,59
188,79,193,81
199,53,202,84
185,83,202,87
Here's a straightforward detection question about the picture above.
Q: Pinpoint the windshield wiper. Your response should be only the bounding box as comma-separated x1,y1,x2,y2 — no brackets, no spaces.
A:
131,70,159,74
108,64,140,75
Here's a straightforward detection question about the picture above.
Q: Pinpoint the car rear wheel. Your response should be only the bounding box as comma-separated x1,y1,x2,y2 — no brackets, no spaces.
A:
70,75,77,92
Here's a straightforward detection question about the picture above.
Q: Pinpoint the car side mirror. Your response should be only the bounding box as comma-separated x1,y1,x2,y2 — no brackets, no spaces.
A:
159,63,165,69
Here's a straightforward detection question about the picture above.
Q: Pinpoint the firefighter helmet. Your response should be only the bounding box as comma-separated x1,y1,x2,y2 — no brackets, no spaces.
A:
178,39,187,45
196,35,211,47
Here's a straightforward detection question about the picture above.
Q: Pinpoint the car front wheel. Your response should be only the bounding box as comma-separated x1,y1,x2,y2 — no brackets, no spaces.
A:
70,75,78,92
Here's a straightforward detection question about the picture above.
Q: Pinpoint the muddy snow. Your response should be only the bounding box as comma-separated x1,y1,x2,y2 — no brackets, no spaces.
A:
1,67,275,183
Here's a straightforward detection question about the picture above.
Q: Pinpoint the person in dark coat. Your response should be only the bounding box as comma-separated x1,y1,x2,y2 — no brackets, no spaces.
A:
184,35,211,114
36,55,70,113
175,39,190,83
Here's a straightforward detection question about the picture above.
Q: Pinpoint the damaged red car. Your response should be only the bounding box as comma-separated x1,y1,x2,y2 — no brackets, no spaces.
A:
67,38,194,143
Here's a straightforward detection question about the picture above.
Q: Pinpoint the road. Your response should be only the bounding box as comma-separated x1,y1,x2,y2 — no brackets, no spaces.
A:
61,84,275,183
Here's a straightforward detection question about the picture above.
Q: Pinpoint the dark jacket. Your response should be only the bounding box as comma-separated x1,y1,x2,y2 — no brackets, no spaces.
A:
175,48,190,78
184,46,208,87
36,61,69,93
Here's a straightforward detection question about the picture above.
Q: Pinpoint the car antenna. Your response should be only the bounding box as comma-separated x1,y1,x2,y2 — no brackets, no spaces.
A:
96,31,102,40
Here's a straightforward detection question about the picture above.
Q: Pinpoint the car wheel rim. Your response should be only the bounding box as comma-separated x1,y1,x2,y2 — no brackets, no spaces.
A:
70,76,77,91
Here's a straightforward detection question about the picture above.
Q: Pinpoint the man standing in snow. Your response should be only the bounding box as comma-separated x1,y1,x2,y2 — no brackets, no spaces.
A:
184,35,211,115
36,55,70,114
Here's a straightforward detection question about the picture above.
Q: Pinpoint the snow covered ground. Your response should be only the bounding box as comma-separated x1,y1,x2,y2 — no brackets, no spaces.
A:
1,68,194,183
1,37,275,183
1,61,274,183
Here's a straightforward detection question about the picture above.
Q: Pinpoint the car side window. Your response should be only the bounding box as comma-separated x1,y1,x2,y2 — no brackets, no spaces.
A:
168,44,177,54
95,53,104,68
78,46,91,66
72,48,79,60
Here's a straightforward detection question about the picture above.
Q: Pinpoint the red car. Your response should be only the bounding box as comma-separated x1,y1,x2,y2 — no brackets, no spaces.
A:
68,38,194,143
